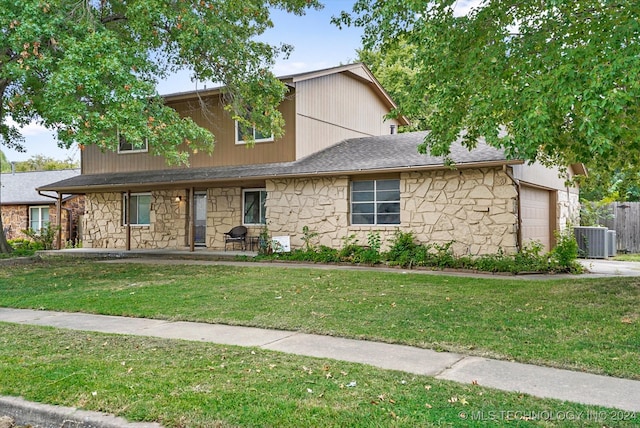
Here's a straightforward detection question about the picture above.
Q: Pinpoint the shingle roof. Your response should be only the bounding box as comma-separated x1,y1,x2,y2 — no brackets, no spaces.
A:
1,169,81,204
38,132,521,193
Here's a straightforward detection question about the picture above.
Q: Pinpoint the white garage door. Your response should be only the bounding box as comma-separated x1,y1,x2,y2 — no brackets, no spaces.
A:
520,185,552,252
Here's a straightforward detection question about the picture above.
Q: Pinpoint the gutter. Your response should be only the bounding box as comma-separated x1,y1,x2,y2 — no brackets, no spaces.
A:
38,159,525,194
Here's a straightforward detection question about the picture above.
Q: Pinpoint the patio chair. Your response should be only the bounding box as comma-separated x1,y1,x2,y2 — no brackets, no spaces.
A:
224,226,247,251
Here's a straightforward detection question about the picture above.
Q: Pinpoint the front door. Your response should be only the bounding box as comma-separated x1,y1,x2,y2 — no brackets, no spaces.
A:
194,192,207,246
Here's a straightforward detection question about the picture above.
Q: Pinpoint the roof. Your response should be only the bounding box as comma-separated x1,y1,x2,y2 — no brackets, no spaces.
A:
1,169,81,205
38,133,522,193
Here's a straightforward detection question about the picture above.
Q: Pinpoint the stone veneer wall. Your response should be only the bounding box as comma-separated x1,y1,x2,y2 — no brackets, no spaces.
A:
266,168,519,255
80,166,578,254
1,196,84,246
82,191,187,249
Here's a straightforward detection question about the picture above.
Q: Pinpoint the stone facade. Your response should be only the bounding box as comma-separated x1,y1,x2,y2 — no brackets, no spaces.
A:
1,196,84,247
80,166,580,255
266,168,518,255
82,191,186,249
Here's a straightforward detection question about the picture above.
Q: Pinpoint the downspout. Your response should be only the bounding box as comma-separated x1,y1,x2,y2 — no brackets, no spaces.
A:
503,165,522,252
56,193,62,249
126,190,131,251
189,187,195,252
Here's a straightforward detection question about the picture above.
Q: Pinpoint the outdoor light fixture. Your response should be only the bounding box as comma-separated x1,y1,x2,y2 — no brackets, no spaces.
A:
175,196,182,202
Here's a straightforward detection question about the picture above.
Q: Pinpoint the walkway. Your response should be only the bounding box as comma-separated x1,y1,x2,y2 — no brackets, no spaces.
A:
1,307,639,414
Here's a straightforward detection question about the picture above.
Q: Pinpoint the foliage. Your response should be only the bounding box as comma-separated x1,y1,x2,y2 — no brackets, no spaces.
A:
0,150,9,172
21,224,59,250
5,237,42,257
551,229,582,274
335,1,640,178
301,225,319,251
1,0,320,162
13,154,78,171
265,228,581,274
580,199,614,227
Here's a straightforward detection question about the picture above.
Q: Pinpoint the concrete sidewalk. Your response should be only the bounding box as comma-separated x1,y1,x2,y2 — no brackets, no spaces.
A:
1,307,639,414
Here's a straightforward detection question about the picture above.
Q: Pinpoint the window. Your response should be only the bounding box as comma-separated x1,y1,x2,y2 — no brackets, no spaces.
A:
243,189,267,225
235,121,273,144
123,193,151,225
351,179,401,225
117,131,148,153
29,206,50,233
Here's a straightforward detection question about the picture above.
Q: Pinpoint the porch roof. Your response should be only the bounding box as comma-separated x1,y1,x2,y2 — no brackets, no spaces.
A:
38,132,522,193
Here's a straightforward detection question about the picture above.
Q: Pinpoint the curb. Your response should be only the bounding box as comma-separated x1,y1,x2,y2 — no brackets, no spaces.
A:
0,396,162,428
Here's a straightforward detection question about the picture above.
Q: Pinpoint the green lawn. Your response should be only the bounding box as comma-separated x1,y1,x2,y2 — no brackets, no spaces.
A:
1,323,637,427
1,259,638,381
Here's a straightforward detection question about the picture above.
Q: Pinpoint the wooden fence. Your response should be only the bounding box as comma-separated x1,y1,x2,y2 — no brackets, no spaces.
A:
598,202,640,254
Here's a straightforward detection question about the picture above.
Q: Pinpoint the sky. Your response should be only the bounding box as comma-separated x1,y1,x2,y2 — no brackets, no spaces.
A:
1,0,481,164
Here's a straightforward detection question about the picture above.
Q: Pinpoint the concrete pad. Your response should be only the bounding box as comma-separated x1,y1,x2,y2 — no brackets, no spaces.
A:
142,321,296,347
263,333,464,376
437,356,640,412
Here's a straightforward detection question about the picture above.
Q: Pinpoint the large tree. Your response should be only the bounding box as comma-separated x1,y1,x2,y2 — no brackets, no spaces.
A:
0,0,320,253
336,1,640,174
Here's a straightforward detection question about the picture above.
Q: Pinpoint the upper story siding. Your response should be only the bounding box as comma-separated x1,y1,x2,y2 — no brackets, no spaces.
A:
81,64,405,175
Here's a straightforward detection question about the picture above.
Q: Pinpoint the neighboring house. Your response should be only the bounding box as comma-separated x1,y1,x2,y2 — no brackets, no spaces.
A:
1,168,84,246
38,63,582,255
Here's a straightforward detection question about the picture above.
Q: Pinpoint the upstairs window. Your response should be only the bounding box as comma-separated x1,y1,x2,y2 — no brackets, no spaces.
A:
243,189,267,225
235,121,273,145
118,131,148,153
29,206,50,233
123,193,151,225
351,179,401,225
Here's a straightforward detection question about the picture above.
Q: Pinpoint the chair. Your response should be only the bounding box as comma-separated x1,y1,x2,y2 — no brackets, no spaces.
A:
224,226,247,251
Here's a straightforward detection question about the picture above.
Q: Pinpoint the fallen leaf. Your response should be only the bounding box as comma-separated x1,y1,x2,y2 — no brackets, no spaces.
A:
471,380,479,385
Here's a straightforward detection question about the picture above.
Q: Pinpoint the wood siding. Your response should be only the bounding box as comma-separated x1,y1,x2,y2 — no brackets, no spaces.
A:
82,92,297,174
295,73,400,160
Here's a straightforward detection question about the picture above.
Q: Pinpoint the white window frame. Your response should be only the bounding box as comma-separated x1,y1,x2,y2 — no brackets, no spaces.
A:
351,179,401,225
242,188,267,225
29,206,50,233
122,193,152,226
117,130,148,154
235,121,274,145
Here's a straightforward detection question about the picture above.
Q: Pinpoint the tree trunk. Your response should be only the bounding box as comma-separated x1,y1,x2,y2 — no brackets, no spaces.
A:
0,215,13,254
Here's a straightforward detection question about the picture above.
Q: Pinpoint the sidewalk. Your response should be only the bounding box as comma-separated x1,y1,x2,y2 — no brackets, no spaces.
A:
1,307,639,414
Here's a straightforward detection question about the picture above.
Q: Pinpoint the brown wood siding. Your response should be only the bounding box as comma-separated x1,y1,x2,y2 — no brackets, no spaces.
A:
295,73,400,159
82,92,296,174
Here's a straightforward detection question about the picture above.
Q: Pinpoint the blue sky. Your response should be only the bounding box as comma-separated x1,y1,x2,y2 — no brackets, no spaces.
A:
2,0,481,164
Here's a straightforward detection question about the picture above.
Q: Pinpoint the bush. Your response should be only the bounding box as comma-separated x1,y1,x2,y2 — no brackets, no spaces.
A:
254,227,582,274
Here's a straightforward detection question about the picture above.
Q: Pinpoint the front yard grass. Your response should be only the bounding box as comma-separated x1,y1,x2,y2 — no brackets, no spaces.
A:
1,323,637,427
1,259,638,381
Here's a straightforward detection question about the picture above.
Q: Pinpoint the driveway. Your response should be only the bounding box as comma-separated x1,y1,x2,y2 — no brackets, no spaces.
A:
580,259,640,277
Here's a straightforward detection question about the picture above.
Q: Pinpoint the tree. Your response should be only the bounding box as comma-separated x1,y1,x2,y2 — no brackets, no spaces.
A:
13,154,78,172
0,150,9,173
335,1,640,175
0,0,321,253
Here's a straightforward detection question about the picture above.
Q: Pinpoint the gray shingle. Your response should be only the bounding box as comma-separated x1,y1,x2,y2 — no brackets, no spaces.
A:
38,132,516,192
1,169,80,204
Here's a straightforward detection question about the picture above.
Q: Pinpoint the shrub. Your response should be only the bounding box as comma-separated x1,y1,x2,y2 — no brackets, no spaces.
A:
22,225,59,250
551,229,583,273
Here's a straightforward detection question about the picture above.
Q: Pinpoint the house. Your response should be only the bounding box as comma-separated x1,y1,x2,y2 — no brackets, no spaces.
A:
1,168,84,246
38,63,582,255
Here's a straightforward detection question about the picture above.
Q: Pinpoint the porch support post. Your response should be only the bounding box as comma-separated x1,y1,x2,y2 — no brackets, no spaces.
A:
189,187,195,252
126,190,131,251
56,193,62,250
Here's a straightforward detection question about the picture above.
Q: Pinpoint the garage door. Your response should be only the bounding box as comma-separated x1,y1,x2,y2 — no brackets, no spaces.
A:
520,185,552,252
